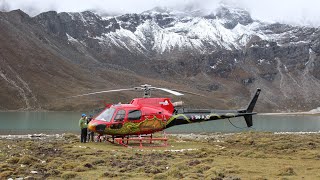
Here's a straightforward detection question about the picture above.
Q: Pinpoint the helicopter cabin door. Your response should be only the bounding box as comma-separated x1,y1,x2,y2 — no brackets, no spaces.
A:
111,109,126,129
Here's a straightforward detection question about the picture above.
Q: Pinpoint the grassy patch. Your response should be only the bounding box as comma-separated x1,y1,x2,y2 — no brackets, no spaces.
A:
0,171,13,179
18,155,38,165
7,157,20,164
278,166,297,176
0,132,320,179
61,171,77,179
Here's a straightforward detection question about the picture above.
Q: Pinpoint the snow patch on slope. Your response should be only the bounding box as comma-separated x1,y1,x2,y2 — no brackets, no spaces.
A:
66,9,290,54
94,28,147,54
135,20,204,53
66,33,78,43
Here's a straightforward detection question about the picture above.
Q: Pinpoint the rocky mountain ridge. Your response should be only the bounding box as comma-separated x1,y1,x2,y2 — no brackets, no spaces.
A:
0,5,319,112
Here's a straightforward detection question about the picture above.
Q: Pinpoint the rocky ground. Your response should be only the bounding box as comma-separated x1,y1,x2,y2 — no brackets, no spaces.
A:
0,132,320,179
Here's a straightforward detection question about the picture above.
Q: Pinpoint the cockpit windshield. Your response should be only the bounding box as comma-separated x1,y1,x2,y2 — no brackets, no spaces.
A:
95,108,115,122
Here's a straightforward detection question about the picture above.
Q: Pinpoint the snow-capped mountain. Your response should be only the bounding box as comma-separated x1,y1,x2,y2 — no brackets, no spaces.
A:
34,6,262,53
34,5,319,55
0,5,320,111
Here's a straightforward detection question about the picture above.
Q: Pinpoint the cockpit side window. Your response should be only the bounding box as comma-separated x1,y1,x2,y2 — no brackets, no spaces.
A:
128,110,141,120
114,110,126,122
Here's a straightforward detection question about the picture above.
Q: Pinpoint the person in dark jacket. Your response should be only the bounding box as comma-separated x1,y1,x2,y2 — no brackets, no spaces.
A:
87,114,95,142
79,114,87,143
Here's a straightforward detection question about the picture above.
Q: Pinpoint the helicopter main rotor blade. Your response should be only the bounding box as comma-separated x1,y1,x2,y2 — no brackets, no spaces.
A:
154,88,184,96
171,89,205,97
67,88,137,98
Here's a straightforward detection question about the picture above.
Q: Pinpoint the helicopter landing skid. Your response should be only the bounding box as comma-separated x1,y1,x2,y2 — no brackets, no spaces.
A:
114,133,168,148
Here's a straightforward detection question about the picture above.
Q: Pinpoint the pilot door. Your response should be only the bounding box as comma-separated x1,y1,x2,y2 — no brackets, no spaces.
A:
110,109,125,129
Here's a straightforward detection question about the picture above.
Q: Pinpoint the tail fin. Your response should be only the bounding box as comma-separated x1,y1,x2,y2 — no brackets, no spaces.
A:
246,88,261,113
244,115,253,127
242,88,261,127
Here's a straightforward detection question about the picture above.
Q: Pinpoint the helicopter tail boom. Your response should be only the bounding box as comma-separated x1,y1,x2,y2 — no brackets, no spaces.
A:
165,88,261,129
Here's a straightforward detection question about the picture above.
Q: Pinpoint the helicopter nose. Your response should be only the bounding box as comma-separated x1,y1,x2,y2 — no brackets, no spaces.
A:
88,121,106,133
88,122,96,132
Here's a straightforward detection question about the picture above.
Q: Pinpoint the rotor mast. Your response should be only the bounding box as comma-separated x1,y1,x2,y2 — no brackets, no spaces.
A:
141,84,152,98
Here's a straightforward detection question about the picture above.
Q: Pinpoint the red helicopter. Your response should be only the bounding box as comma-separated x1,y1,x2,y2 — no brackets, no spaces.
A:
74,84,261,147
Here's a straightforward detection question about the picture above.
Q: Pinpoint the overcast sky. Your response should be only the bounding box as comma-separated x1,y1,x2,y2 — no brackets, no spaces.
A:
1,0,319,27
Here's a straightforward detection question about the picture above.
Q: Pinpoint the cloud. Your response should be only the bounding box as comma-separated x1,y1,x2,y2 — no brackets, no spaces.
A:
238,0,320,27
0,0,10,11
1,0,320,27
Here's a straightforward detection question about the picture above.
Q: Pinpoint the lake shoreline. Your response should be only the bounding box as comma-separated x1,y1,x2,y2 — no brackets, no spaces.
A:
1,112,320,134
259,112,320,116
1,131,320,140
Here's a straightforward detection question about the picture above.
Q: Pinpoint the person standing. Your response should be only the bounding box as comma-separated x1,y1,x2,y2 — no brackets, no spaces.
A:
87,114,94,142
79,114,88,143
